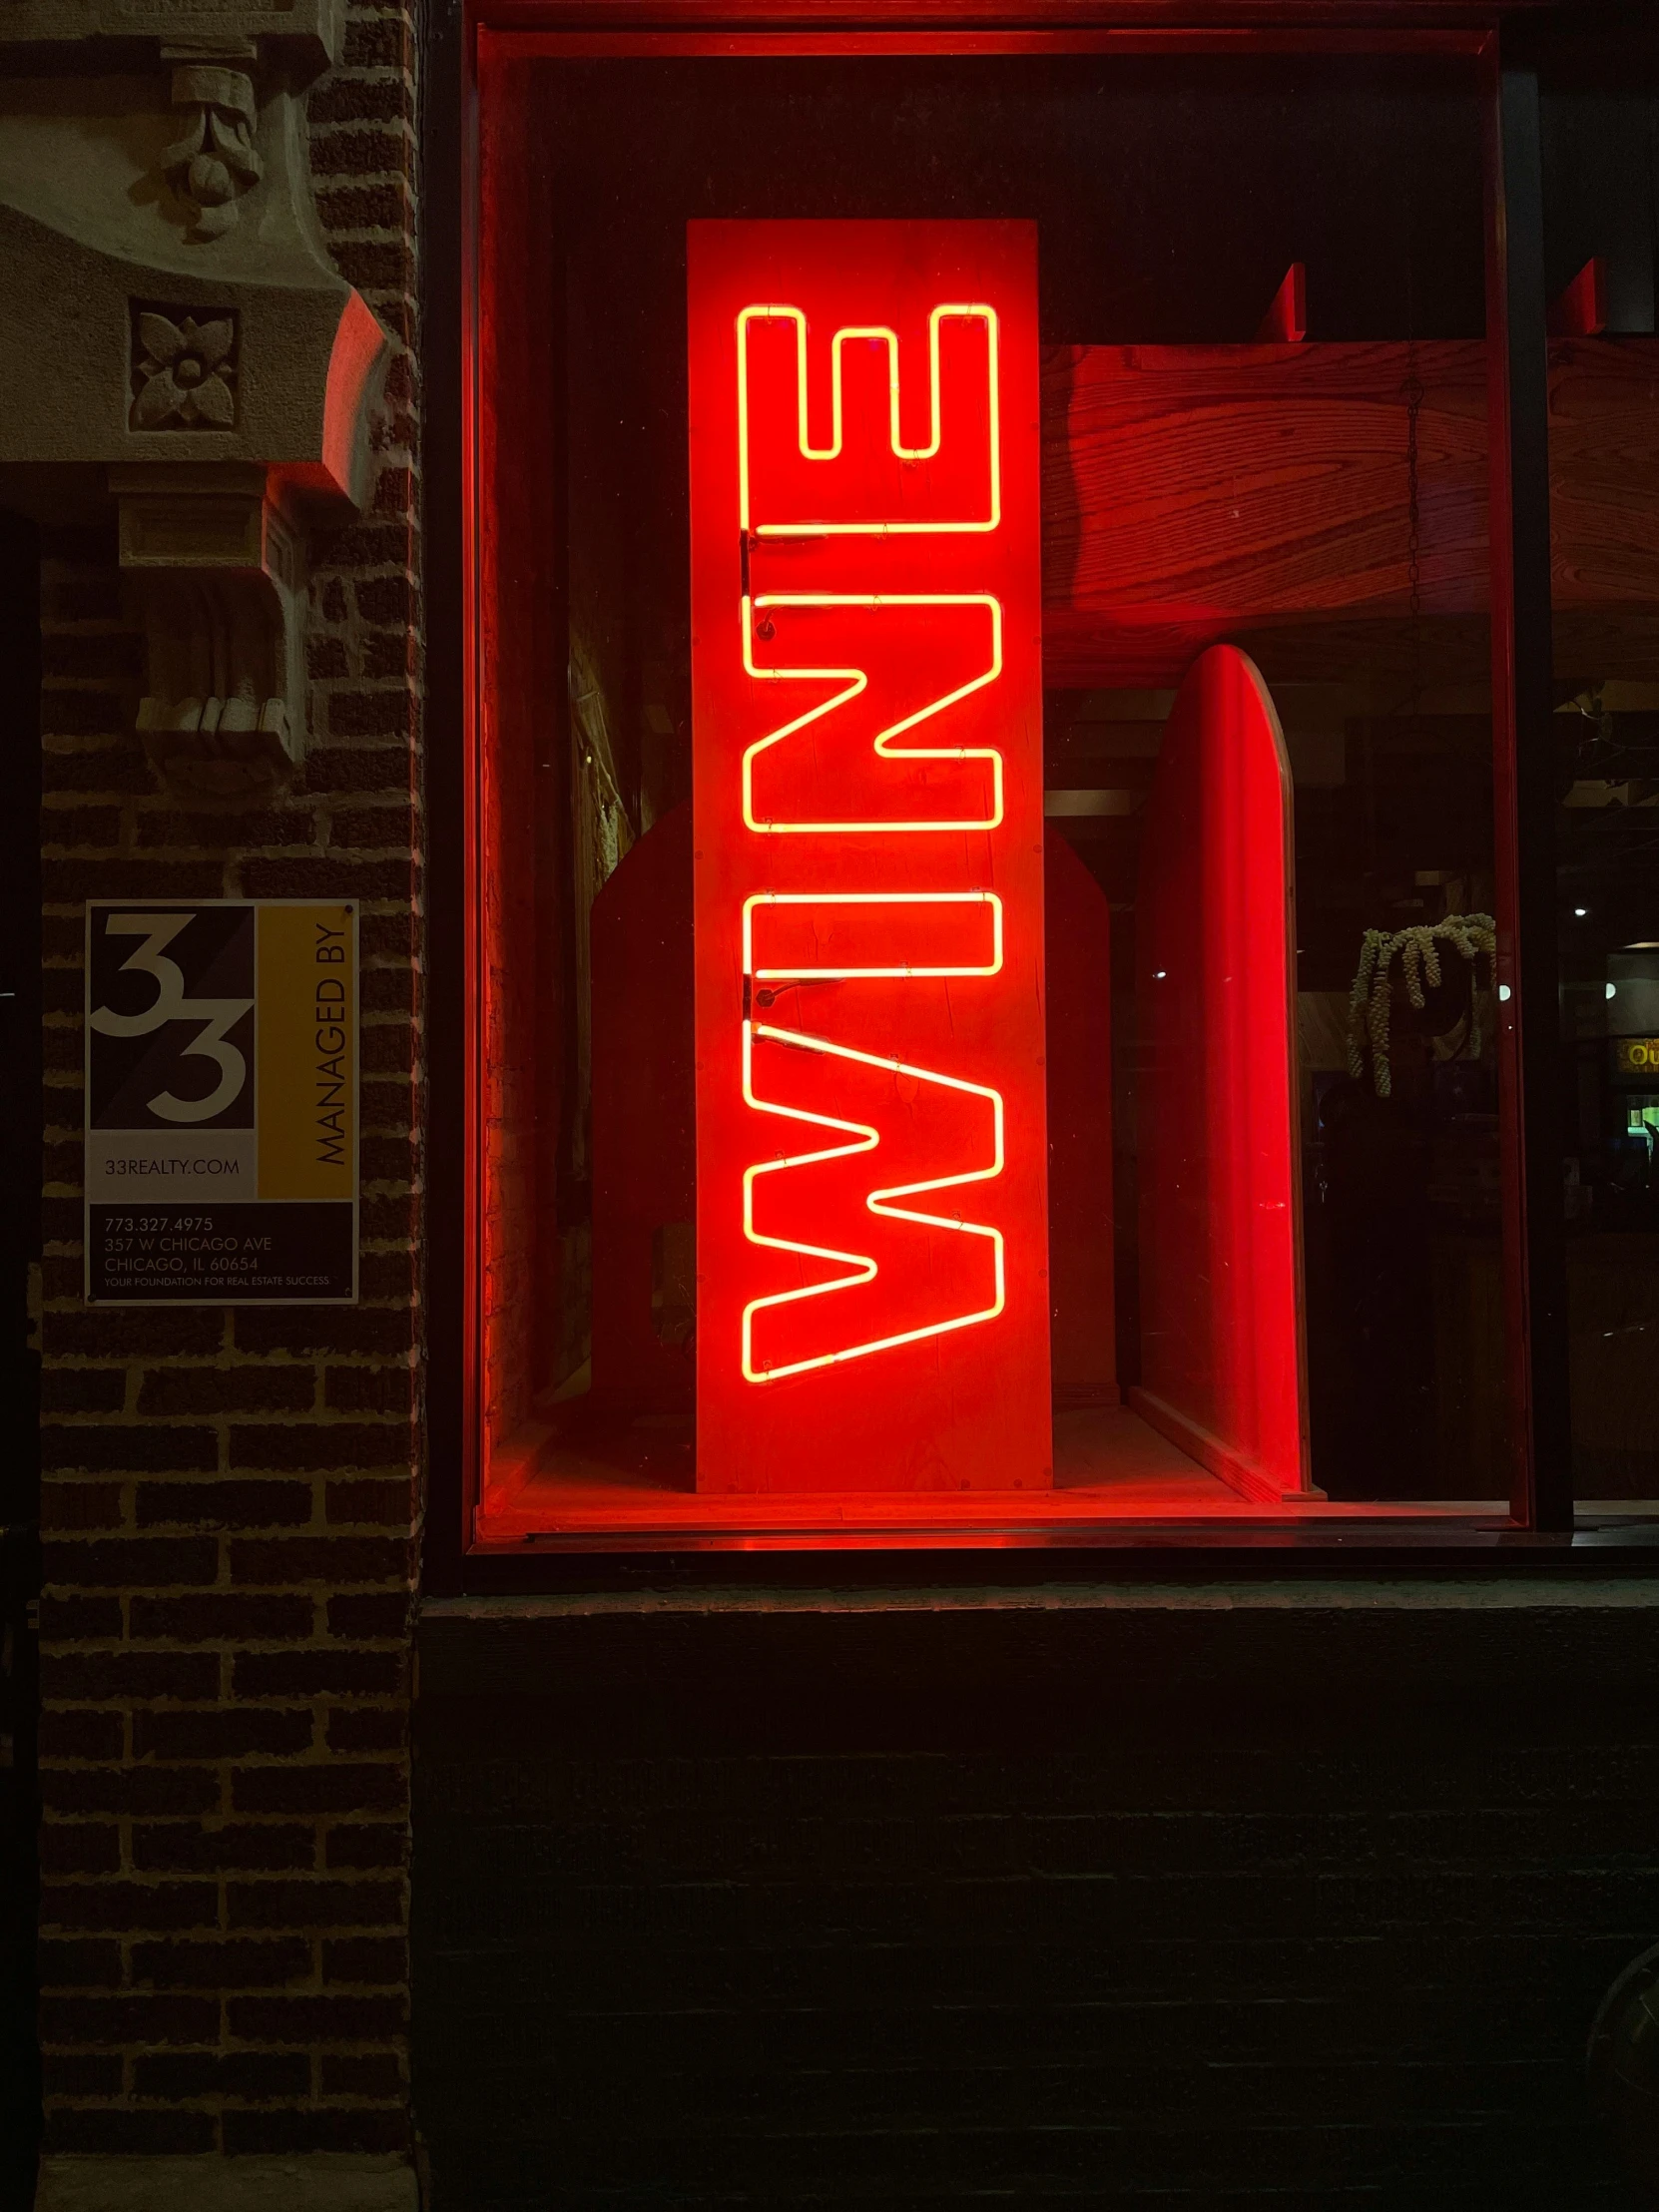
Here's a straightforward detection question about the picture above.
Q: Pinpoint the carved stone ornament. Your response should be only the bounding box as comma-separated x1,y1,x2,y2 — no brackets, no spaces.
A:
131,307,240,429
163,66,264,242
0,0,384,808
115,463,306,803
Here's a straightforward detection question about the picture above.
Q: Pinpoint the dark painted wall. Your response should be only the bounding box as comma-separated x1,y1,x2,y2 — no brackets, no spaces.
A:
413,1581,1655,2209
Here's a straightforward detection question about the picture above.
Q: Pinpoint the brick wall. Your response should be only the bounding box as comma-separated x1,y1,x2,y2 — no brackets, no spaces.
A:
35,3,422,2157
415,1590,1658,2211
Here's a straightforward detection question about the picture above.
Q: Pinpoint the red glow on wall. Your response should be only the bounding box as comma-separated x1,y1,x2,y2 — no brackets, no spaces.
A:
688,220,1050,1492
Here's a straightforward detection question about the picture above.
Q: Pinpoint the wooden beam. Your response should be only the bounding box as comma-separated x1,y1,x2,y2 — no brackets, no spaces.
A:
1040,334,1659,686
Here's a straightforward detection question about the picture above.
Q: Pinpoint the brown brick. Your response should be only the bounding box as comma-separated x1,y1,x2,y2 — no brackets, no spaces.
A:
309,635,351,680
46,2052,125,2098
131,1936,311,1989
359,1135,417,1182
309,75,414,127
320,1935,407,1985
325,522,413,569
381,351,416,409
40,692,135,741
321,2050,404,2099
357,1253,416,1301
39,1988,217,2042
359,915,418,967
224,2109,409,2156
234,1648,402,1699
230,1536,408,1585
42,1879,218,1934
139,1366,318,1416
39,1823,123,1877
46,1651,218,1703
324,1824,405,1873
43,2111,217,2156
136,1478,312,1530
42,632,144,680
234,1309,411,1358
232,1763,406,1818
308,124,412,181
325,1477,413,1526
42,805,125,848
46,860,224,902
134,2050,310,2102
40,1709,125,1763
330,809,415,853
45,1536,219,1588
360,1024,415,1077
359,631,414,682
358,963,417,1015
227,1425,411,1475
45,567,123,621
41,1193,83,1242
41,1026,84,1071
341,18,409,67
302,743,409,798
226,1992,406,2042
40,1370,127,1416
228,1878,402,1932
41,1424,219,1476
325,688,415,740
46,1768,220,1819
46,1310,224,1358
354,576,415,627
133,1708,315,1762
37,1936,123,1990
241,855,415,901
133,1823,315,1876
325,1706,406,1756
129,1594,315,1644
325,1593,408,1641
38,1594,123,1646
40,1481,125,1532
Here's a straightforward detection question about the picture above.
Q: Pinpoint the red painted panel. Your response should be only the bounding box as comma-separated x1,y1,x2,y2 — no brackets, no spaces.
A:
1130,645,1311,1501
687,220,1050,1492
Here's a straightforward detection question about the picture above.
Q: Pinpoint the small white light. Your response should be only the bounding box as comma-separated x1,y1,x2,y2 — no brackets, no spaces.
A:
1574,906,1588,917
1607,982,1618,999
1498,983,1512,1002
1155,970,1167,980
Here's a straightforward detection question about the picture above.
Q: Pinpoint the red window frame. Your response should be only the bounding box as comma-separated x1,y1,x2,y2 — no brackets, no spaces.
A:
454,1,1565,1564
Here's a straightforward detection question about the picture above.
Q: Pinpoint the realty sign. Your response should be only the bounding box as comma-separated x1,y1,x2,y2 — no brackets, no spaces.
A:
84,900,358,1304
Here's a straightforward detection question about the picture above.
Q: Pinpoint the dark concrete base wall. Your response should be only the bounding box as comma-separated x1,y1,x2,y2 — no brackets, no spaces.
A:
412,1580,1657,2209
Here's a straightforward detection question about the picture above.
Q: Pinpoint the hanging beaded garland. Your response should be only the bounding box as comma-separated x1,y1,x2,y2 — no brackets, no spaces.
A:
1346,914,1497,1098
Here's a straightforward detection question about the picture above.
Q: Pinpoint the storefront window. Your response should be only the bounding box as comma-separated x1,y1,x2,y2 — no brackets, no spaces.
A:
1542,80,1659,1516
470,44,1516,1543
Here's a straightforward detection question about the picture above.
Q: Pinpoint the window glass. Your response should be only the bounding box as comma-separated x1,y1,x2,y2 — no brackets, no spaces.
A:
474,48,1507,1542
1541,82,1659,1516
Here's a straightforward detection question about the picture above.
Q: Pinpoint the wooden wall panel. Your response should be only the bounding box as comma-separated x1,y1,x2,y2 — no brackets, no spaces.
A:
1041,336,1659,686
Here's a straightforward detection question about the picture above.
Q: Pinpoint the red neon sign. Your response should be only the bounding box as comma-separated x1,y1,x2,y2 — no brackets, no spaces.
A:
688,221,1050,1492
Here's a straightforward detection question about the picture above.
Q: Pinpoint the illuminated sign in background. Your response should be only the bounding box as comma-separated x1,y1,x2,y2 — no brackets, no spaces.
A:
689,221,1051,1493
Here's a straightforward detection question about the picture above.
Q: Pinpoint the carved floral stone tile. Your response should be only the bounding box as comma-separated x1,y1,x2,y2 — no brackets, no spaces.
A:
129,305,240,429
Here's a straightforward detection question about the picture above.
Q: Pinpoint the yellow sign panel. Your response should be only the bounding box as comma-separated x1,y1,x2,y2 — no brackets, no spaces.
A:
84,900,358,1304
1614,1036,1659,1080
257,903,356,1203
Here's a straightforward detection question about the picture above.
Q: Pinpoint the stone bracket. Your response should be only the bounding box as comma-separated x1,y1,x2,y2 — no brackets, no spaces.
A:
113,463,306,804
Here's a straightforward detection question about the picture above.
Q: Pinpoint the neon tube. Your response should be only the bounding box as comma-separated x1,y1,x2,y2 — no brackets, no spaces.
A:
737,302,1000,536
741,1019,1006,1382
741,592,1004,833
